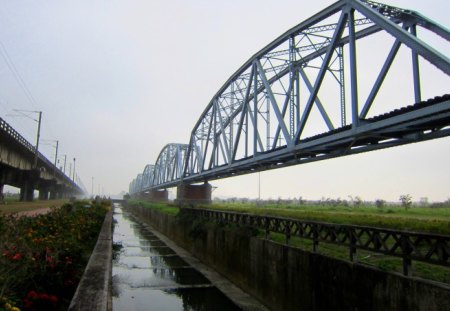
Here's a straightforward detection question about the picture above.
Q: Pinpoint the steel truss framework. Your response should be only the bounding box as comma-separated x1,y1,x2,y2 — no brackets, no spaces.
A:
130,0,450,194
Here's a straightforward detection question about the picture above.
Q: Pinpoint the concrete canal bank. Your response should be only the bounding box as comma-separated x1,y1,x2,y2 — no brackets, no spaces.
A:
126,204,450,311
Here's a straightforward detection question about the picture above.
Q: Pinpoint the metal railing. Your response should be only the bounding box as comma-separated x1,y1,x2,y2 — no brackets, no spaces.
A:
181,207,450,276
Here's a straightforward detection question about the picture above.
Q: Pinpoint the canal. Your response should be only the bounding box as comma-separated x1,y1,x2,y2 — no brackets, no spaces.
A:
112,204,243,311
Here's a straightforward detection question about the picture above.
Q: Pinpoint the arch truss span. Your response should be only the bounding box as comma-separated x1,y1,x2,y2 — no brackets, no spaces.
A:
129,144,189,194
130,0,450,194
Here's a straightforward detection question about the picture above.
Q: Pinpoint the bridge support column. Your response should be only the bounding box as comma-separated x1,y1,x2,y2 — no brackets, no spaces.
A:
19,169,40,202
47,181,59,200
38,188,49,200
20,180,36,201
176,182,212,205
144,189,168,202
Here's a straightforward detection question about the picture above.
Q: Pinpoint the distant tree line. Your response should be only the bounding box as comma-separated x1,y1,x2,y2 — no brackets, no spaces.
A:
212,195,450,208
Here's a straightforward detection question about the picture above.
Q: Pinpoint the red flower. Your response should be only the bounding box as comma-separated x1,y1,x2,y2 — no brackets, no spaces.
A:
49,295,58,304
23,299,33,308
27,290,38,299
11,253,22,261
39,293,49,300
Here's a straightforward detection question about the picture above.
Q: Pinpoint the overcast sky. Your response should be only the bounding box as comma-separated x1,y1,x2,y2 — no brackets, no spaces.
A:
0,0,448,202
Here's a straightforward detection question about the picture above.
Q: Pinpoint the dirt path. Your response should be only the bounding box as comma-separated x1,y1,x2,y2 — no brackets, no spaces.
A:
0,199,69,216
15,207,53,217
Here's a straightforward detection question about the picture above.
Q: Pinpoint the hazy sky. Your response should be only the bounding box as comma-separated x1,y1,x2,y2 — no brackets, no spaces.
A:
0,0,448,202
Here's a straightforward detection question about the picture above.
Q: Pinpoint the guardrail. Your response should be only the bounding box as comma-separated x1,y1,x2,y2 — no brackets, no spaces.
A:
181,207,450,276
0,117,36,154
0,117,81,190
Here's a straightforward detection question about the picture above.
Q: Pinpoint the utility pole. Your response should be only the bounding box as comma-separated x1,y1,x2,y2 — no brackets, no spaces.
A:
73,157,76,183
34,111,42,169
60,154,67,174
53,140,59,167
92,176,94,197
7,109,42,169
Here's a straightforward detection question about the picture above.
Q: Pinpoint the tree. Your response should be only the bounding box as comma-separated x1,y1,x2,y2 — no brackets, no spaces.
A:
375,199,385,208
399,194,412,210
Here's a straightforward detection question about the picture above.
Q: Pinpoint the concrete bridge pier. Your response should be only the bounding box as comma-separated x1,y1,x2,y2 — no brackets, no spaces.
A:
38,180,55,200
38,188,49,200
176,182,212,205
57,185,71,199
47,180,60,200
146,189,169,202
19,169,40,201
20,180,36,201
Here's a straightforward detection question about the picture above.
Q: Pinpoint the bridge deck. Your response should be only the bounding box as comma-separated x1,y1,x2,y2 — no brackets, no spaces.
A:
150,95,450,190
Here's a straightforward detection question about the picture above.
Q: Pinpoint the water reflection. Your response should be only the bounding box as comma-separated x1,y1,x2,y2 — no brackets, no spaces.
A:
112,204,241,311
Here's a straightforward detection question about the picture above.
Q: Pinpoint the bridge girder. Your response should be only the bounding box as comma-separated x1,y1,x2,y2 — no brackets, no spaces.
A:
0,118,86,196
130,0,450,195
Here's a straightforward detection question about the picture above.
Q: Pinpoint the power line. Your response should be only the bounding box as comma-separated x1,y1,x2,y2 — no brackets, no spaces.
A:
0,41,39,110
0,41,57,144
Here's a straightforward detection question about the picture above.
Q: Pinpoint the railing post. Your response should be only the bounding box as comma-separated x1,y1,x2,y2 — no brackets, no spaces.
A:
349,227,357,262
313,224,319,252
401,234,412,276
265,216,270,240
285,223,291,245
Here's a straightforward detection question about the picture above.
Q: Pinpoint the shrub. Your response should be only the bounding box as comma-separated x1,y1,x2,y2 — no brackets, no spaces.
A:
0,200,108,311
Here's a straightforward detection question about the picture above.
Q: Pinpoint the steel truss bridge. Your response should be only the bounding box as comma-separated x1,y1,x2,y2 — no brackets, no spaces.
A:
130,0,450,195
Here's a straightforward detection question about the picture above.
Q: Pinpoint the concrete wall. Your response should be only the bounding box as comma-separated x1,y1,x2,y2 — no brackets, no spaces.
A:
69,210,112,311
127,205,450,311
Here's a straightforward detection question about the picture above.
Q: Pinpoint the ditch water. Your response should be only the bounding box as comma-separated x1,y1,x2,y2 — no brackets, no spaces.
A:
112,204,242,311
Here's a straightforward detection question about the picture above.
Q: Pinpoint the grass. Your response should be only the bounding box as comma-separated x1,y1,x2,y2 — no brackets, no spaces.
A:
202,202,450,235
127,200,179,216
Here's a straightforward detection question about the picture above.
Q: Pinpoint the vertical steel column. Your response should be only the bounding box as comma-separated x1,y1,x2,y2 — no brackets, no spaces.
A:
213,103,218,167
338,45,346,127
266,93,270,150
296,66,300,129
289,36,296,138
230,83,235,159
245,104,249,158
201,122,204,153
348,8,359,128
410,24,422,103
253,62,258,156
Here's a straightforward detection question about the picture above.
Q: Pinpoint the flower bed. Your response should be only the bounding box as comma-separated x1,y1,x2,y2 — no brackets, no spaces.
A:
0,200,109,311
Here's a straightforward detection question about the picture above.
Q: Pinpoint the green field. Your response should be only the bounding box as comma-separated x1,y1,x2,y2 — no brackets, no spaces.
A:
127,199,450,234
205,202,450,235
